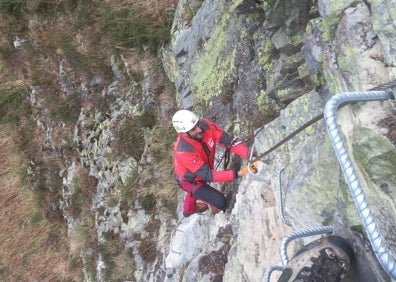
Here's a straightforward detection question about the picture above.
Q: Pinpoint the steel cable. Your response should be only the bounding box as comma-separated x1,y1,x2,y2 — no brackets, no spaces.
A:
324,90,396,279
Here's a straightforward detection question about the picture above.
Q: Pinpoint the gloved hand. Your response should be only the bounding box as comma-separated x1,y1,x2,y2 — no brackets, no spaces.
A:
250,160,260,173
238,160,260,177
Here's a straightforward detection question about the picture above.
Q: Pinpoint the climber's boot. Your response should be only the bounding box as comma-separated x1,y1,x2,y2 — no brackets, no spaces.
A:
195,202,209,213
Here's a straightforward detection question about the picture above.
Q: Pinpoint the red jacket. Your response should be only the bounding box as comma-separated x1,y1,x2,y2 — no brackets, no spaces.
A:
174,119,249,183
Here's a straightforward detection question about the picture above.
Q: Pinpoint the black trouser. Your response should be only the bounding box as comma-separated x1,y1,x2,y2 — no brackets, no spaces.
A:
176,175,227,214
193,183,227,212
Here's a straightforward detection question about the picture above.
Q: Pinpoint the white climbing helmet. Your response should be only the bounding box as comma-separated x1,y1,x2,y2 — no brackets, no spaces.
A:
172,109,199,133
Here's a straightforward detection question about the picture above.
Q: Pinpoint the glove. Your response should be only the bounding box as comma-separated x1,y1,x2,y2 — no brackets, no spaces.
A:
239,165,249,177
238,160,260,177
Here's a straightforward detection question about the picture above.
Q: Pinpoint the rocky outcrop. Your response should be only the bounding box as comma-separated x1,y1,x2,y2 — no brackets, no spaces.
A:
6,0,395,281
163,0,396,281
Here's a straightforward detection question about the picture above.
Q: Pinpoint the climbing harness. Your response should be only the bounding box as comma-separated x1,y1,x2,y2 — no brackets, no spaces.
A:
214,136,244,170
222,146,231,170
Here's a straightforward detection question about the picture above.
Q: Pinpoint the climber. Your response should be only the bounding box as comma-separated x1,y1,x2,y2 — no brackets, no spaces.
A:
172,109,258,217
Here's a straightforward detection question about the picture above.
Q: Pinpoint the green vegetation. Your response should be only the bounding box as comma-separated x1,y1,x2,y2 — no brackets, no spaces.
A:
136,124,178,215
0,0,69,16
0,82,29,124
49,93,82,123
112,116,146,160
0,0,174,55
99,3,173,54
99,234,135,281
69,165,98,217
0,0,26,15
141,193,156,211
112,110,159,159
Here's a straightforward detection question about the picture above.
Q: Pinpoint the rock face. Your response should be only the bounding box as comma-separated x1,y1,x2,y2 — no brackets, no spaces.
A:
6,0,395,281
162,0,396,281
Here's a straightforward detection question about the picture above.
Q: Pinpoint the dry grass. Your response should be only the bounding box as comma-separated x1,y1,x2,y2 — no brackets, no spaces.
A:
0,0,178,279
0,125,83,281
105,0,178,15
